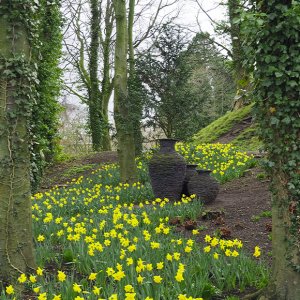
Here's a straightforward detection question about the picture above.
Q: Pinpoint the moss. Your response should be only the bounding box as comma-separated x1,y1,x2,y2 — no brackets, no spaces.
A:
192,103,254,144
62,164,96,178
231,125,264,151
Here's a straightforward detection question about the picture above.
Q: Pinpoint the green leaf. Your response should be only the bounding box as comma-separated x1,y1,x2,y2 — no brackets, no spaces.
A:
288,80,298,87
270,117,279,125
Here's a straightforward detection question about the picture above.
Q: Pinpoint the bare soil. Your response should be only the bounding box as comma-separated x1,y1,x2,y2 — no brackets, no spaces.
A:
216,116,253,144
196,167,271,263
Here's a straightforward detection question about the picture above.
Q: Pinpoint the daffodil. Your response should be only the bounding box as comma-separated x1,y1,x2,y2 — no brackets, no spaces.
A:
38,292,47,300
93,286,101,296
5,285,14,295
153,275,163,283
17,273,27,283
57,270,66,282
253,246,261,257
89,272,97,280
37,234,45,242
124,285,134,293
73,283,82,293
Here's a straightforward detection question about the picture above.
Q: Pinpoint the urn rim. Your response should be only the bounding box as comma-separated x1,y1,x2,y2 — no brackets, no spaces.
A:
196,169,212,174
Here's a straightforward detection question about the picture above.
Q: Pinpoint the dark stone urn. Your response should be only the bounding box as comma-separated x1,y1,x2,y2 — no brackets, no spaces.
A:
182,164,198,196
187,169,219,204
148,139,186,201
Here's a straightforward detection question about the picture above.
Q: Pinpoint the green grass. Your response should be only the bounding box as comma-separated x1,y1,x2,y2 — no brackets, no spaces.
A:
192,104,260,151
251,210,272,222
62,164,96,178
231,125,263,151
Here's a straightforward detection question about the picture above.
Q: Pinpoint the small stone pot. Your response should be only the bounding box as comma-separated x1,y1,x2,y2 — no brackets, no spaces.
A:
187,169,219,204
182,164,198,196
148,139,186,201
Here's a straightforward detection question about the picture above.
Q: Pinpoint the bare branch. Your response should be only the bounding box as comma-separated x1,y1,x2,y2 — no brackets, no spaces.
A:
63,84,88,103
195,5,232,58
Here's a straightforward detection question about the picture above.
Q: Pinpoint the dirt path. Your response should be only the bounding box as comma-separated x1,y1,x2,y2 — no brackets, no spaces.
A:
192,167,272,264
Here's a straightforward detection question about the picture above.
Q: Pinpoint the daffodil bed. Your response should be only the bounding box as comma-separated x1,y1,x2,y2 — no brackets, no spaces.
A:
1,144,269,300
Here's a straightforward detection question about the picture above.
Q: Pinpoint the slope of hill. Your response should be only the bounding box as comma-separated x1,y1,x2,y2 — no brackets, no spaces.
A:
192,104,263,151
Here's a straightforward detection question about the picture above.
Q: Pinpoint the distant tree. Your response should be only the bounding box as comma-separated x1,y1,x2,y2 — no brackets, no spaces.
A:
195,0,250,109
88,0,107,151
128,0,144,155
62,0,182,152
184,32,235,125
137,24,192,139
227,0,250,109
63,0,114,151
137,25,234,140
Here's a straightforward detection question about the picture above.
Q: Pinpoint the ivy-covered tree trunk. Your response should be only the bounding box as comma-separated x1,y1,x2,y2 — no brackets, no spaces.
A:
228,0,249,110
0,3,36,284
113,0,137,183
31,0,62,190
100,0,114,151
254,1,300,299
89,0,104,151
128,0,143,155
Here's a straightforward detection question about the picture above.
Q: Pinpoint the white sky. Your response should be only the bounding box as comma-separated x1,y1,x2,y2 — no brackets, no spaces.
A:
177,0,227,33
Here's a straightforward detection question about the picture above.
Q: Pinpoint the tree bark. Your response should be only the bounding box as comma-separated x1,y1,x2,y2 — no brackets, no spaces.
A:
257,169,300,300
100,0,114,151
254,1,300,298
0,15,36,284
128,0,143,155
228,0,249,110
89,0,104,151
270,170,300,299
113,0,137,183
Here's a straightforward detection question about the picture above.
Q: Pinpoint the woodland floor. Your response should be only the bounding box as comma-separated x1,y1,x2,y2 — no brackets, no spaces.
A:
42,151,272,266
184,166,272,264
38,151,273,299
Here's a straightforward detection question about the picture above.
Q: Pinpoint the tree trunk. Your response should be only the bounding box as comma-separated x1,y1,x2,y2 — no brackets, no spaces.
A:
89,0,103,151
0,14,36,285
31,0,62,191
101,0,114,151
228,0,249,110
254,1,300,299
113,0,137,183
269,169,300,299
128,0,143,155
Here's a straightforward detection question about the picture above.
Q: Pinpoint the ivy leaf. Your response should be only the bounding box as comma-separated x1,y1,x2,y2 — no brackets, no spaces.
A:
288,160,296,167
257,19,264,26
270,117,279,126
288,80,297,87
282,116,291,124
10,79,17,86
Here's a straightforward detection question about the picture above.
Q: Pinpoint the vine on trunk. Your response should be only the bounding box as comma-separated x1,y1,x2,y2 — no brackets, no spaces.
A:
0,0,63,191
243,1,300,271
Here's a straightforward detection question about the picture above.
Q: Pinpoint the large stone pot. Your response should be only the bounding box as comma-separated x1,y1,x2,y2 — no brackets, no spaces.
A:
187,169,219,204
148,139,186,201
182,164,198,196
